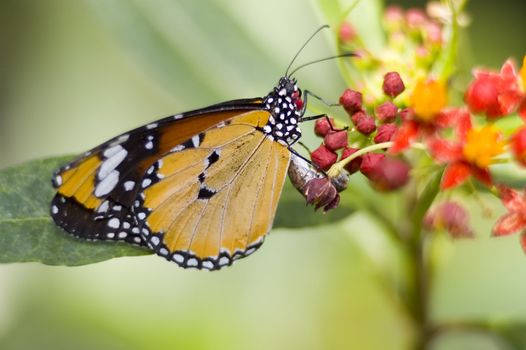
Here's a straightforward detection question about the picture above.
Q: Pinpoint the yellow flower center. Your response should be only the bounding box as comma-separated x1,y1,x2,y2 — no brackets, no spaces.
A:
410,78,447,122
520,55,526,91
462,126,505,168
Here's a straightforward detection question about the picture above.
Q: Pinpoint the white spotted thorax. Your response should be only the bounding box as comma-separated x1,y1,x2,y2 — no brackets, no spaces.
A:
262,77,303,146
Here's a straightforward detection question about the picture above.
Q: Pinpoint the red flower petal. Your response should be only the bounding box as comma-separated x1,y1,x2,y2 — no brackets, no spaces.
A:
390,120,418,153
456,109,472,141
493,213,526,236
441,162,471,189
469,166,492,186
498,90,523,115
428,138,463,162
435,107,465,128
497,185,526,212
499,59,519,89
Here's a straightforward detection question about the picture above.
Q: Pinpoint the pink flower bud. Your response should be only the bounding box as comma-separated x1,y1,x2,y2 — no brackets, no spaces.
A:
351,110,366,126
356,115,377,135
311,144,338,171
384,6,404,26
359,153,386,178
374,123,397,143
406,8,427,29
341,147,363,174
424,201,473,238
324,130,348,151
339,21,356,43
314,117,334,137
376,101,398,123
367,157,410,191
340,89,363,115
383,72,405,98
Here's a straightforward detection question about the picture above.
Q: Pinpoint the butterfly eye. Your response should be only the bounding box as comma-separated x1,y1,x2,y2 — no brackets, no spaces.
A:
285,81,296,94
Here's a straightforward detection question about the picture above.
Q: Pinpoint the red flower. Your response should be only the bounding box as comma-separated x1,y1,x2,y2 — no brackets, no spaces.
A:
390,107,461,153
465,59,525,119
428,109,505,189
493,185,526,253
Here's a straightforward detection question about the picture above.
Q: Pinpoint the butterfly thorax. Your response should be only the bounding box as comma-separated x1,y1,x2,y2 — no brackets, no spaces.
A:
262,77,303,146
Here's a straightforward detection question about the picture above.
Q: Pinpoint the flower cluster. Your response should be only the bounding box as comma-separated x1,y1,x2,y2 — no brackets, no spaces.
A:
310,72,410,192
307,3,526,251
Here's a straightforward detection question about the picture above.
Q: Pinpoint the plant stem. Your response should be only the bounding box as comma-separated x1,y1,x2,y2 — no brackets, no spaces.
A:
410,232,431,350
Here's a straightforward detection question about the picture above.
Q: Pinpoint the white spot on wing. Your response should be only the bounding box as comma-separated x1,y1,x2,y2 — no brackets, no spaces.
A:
146,122,158,129
99,146,128,180
97,201,109,213
145,141,153,150
142,178,152,188
108,218,120,229
95,170,119,197
51,205,58,215
124,181,135,191
150,236,160,246
202,261,214,270
218,256,230,266
187,258,198,267
170,145,185,152
191,135,200,147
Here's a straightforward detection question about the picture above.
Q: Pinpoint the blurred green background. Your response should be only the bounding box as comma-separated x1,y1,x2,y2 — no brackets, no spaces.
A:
1,0,526,349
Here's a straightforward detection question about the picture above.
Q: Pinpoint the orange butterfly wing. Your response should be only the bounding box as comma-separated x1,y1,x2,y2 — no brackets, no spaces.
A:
134,110,291,269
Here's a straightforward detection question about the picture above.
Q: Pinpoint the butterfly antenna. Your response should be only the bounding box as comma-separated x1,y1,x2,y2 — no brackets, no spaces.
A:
287,52,357,77
284,25,330,77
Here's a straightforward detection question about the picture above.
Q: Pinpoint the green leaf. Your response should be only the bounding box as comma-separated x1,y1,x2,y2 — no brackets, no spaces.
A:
411,169,443,236
0,156,354,265
0,157,150,266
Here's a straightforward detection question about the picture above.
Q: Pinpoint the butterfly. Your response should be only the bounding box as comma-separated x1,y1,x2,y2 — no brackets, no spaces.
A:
50,26,350,270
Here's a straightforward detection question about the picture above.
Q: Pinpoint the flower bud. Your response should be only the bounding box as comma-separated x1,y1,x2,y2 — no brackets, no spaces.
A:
367,157,410,191
376,101,398,123
424,201,473,238
384,6,404,31
374,123,397,143
425,21,442,44
465,76,499,117
341,147,363,174
339,21,356,43
324,130,348,151
383,72,405,98
304,178,340,212
311,144,338,171
350,110,366,126
340,89,363,114
511,126,526,166
359,153,386,178
406,8,427,29
314,117,334,137
356,115,377,135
